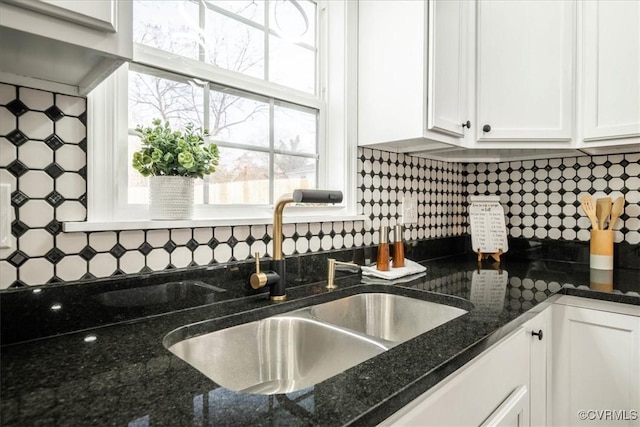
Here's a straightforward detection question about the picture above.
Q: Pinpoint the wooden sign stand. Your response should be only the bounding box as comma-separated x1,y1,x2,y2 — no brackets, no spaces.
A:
477,248,503,264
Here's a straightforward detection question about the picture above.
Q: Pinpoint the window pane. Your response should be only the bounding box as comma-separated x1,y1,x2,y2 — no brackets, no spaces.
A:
274,103,316,154
128,71,205,206
210,0,265,25
129,71,205,130
274,154,316,198
269,36,315,93
204,9,264,79
133,0,317,94
208,147,270,204
133,1,200,60
194,179,205,204
128,135,148,204
270,0,316,47
209,88,269,147
126,66,319,207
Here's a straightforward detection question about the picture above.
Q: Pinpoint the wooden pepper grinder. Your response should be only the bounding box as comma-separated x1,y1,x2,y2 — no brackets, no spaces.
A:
376,225,390,271
393,224,405,268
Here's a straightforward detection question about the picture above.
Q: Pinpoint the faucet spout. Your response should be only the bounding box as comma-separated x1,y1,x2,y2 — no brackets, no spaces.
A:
273,190,343,261
250,189,343,301
273,194,295,261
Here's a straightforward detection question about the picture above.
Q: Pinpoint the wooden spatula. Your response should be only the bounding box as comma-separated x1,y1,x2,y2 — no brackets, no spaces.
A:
596,197,612,230
580,195,599,230
608,197,625,230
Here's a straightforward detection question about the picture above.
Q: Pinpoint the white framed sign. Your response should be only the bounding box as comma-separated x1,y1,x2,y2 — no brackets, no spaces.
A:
469,195,509,254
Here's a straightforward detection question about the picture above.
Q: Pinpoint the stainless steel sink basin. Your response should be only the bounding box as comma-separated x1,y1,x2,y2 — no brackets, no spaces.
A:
165,292,468,395
167,313,386,394
309,293,468,343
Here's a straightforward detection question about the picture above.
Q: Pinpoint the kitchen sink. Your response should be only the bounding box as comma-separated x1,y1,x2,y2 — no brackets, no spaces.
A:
166,313,387,394
309,293,468,343
165,292,468,395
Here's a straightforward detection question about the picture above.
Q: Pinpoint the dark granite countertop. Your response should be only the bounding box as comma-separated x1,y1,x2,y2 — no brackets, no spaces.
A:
1,250,639,426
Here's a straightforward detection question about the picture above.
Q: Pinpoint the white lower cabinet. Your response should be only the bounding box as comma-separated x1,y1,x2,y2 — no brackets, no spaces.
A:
527,309,551,427
381,310,550,426
382,297,639,427
551,297,640,427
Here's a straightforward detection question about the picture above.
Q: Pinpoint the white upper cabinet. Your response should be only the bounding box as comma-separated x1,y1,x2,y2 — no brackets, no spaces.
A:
427,0,472,139
3,0,118,32
356,0,636,161
476,0,575,145
580,0,640,146
357,0,471,152
358,0,426,147
0,0,132,95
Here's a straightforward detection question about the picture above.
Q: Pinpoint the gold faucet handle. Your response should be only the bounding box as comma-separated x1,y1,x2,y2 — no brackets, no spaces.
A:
327,258,360,290
250,252,268,289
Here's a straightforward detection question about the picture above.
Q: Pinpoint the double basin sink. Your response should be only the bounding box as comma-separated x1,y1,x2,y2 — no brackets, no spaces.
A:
165,292,468,395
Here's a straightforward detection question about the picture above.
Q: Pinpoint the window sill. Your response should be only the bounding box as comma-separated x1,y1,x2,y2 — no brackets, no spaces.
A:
62,214,367,232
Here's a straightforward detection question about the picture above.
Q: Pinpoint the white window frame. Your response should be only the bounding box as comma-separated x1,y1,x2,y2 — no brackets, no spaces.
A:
66,0,360,232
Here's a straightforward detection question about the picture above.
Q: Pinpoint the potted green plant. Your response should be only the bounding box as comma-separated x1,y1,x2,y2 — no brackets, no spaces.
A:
132,118,220,219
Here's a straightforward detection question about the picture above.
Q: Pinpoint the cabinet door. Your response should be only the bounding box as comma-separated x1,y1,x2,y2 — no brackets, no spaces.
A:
527,309,550,427
381,327,531,426
582,0,640,141
3,0,116,32
0,0,130,57
477,0,574,142
552,304,640,426
357,0,426,146
426,0,471,138
0,0,131,93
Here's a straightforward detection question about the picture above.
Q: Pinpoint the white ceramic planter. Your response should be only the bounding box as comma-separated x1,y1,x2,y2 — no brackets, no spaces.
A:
149,176,194,220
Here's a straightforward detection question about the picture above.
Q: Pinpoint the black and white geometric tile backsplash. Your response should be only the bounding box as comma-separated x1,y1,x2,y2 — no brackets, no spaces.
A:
1,82,639,288
467,155,640,245
358,148,467,241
